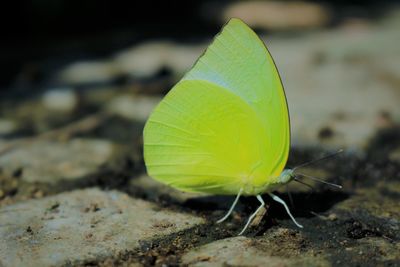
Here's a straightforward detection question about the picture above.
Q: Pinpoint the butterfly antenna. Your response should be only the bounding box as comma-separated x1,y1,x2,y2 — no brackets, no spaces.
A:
293,149,344,171
296,172,342,189
293,177,315,192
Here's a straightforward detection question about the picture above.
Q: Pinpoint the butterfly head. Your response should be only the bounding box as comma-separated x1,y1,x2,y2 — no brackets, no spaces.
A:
278,169,295,184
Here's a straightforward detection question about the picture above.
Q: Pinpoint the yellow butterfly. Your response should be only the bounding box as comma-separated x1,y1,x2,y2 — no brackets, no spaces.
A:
144,18,302,234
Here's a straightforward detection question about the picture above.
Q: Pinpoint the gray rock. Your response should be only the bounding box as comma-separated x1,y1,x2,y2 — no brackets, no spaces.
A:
41,88,78,113
182,236,283,267
182,231,328,267
57,61,120,84
0,139,114,183
0,188,204,267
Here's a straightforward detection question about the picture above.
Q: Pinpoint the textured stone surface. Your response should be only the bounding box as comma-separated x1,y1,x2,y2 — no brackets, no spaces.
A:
182,231,328,267
0,139,114,183
0,188,204,267
182,236,287,267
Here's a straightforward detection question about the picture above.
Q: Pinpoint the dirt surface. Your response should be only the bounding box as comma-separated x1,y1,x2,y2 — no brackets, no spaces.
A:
100,136,400,267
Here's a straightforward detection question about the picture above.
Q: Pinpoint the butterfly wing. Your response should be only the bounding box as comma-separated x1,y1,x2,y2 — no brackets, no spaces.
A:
183,18,290,184
143,19,290,195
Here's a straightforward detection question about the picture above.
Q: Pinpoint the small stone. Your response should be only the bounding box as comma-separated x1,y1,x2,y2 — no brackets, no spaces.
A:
42,88,78,112
58,61,120,84
328,213,338,221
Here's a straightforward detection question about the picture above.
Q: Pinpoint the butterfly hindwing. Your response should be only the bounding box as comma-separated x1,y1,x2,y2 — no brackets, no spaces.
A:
144,80,271,194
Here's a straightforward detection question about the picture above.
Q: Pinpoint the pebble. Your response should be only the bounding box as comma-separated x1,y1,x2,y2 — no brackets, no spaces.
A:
42,88,78,112
106,95,162,122
58,61,120,84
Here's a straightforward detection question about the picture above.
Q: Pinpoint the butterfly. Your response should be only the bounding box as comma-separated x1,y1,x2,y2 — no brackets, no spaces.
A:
143,18,303,235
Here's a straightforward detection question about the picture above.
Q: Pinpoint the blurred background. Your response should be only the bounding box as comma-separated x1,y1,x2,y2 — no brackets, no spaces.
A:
1,0,399,152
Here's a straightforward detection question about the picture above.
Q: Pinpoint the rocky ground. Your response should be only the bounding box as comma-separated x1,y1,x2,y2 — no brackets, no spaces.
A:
0,7,400,267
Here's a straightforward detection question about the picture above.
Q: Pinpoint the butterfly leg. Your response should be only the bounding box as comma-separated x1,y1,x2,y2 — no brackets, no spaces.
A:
217,188,243,223
268,193,303,228
238,195,265,235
